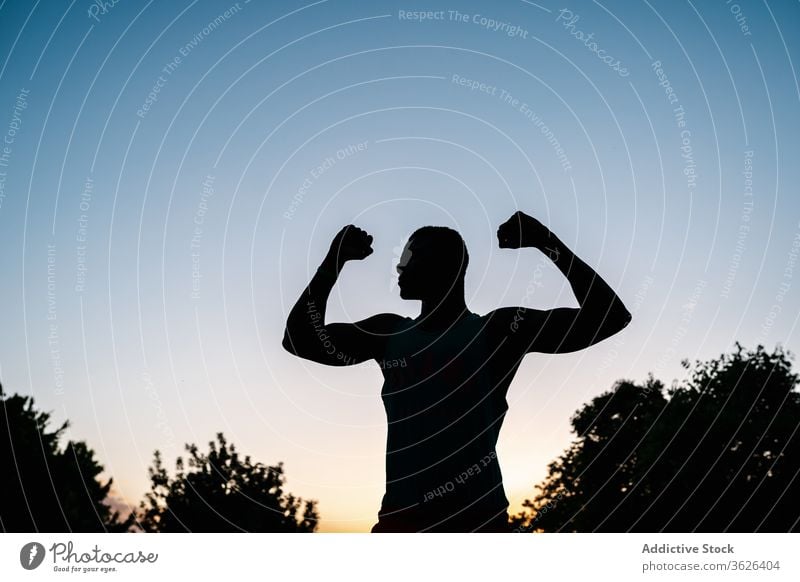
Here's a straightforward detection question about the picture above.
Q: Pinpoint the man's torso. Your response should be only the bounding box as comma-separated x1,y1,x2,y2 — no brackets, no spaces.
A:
374,312,524,531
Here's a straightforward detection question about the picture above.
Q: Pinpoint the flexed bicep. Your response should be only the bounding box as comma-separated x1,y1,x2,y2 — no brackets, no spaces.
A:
494,211,631,354
282,224,389,366
284,313,403,366
489,306,630,355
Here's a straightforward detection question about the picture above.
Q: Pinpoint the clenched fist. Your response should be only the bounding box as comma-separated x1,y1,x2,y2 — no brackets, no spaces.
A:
497,211,553,250
326,225,373,268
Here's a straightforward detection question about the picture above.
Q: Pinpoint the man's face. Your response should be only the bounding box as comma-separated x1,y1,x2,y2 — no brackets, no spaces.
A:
396,236,461,300
396,238,419,300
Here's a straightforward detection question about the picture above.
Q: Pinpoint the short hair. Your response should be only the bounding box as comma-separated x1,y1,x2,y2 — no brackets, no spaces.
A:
409,226,469,280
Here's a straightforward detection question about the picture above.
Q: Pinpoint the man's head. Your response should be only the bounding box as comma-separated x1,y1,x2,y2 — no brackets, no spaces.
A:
396,226,469,301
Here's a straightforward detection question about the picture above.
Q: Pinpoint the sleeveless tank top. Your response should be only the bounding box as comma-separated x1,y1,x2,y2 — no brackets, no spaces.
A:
375,312,515,530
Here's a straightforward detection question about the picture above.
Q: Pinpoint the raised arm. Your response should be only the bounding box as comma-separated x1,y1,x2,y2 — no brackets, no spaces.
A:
282,225,401,366
490,211,631,354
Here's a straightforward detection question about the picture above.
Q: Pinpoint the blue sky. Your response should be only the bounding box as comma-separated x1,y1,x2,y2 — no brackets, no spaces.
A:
0,0,798,531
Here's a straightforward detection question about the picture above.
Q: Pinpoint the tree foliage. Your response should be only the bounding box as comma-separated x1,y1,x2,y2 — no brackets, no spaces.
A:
0,385,132,532
137,433,318,532
511,343,800,532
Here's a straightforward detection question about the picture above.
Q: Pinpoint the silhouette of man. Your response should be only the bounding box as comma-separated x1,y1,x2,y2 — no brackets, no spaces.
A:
283,211,631,532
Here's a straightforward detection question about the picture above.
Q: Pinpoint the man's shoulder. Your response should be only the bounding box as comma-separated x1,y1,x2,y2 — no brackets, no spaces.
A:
474,307,546,342
358,313,409,333
474,308,515,328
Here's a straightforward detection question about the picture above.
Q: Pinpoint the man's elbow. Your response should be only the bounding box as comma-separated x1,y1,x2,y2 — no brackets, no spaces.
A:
604,306,632,336
282,330,300,356
585,303,631,342
618,307,632,329
282,331,330,364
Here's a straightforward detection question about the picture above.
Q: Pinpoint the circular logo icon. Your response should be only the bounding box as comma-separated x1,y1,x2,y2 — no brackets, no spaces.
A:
20,542,46,570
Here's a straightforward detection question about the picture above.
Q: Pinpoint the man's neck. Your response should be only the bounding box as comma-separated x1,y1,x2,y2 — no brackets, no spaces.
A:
417,293,469,332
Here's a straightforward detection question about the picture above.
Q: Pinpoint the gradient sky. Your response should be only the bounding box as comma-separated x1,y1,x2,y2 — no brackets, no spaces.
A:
0,0,798,532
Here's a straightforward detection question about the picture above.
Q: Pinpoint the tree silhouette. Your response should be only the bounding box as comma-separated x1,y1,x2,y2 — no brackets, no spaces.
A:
0,384,133,532
137,433,318,532
511,343,800,532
